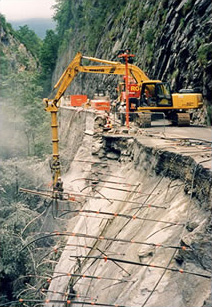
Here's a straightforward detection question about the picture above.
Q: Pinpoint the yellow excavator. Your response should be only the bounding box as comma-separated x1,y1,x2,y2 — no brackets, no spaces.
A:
44,52,203,187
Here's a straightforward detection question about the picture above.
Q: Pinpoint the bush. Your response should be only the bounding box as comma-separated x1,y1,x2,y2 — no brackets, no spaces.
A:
197,43,212,66
145,28,154,44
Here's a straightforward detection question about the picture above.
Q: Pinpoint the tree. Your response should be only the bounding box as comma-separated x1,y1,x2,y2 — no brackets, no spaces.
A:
53,0,73,37
16,25,42,58
39,30,59,94
39,30,58,75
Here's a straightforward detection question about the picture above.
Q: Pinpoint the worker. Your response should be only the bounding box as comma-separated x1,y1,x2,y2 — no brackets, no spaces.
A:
119,102,126,126
84,99,91,108
141,87,154,106
145,86,156,106
54,177,64,200
104,114,112,130
144,88,151,105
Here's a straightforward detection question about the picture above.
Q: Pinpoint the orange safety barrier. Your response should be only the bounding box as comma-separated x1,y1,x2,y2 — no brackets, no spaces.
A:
70,95,87,107
91,100,110,111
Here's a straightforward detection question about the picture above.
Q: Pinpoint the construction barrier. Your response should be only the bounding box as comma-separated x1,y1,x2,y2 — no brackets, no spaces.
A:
70,95,87,107
91,100,110,112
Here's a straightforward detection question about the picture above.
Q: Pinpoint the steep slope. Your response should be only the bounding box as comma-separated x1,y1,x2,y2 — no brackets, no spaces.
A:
45,108,212,307
0,14,51,159
52,0,212,123
0,15,37,77
0,16,53,304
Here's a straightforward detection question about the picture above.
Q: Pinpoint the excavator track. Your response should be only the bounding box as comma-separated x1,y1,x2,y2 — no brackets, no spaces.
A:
176,113,190,126
136,112,151,128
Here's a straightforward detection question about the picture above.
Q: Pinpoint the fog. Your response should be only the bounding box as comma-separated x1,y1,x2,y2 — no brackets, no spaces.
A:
0,100,28,159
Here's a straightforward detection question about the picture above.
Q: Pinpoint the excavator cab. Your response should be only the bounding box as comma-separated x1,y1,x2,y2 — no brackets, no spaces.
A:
140,82,172,107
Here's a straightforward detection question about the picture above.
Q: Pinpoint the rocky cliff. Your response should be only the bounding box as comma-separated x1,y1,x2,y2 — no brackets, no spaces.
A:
52,0,212,123
0,15,37,78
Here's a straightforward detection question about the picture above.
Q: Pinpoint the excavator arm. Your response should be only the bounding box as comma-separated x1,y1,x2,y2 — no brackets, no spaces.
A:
49,52,149,106
79,54,149,86
77,64,149,85
51,52,83,104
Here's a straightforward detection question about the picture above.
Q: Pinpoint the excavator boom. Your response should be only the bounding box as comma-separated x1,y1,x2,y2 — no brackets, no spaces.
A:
52,52,149,105
52,52,82,103
77,64,149,85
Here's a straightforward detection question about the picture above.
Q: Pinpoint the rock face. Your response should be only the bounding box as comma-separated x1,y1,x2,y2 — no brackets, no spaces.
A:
52,0,212,123
0,17,37,74
45,107,212,307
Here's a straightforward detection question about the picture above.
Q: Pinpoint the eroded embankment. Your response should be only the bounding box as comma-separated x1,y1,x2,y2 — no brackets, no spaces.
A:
47,108,212,307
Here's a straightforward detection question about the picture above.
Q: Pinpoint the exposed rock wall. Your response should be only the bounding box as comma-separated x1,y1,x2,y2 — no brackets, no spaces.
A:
58,107,95,173
52,0,212,123
0,17,37,75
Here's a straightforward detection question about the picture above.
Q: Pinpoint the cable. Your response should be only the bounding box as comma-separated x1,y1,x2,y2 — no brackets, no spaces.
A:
141,250,177,307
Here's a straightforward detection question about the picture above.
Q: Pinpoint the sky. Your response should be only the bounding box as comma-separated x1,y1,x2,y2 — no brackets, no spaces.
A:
0,0,56,21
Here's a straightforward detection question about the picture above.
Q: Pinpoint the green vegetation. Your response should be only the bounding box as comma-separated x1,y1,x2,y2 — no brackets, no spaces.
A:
144,27,155,65
0,14,15,35
0,19,59,302
138,9,147,27
1,13,59,94
1,71,51,158
0,15,61,159
180,17,185,28
128,29,137,50
172,69,179,79
53,0,128,54
0,204,37,300
206,104,212,125
182,0,195,16
53,0,73,37
15,25,42,58
0,159,56,304
0,48,9,75
39,30,59,95
197,43,212,66
145,28,154,44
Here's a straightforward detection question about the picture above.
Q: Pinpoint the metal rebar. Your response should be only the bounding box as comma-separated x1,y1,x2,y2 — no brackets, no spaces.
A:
74,159,108,165
40,289,97,301
22,231,190,252
58,209,183,226
93,184,157,195
48,271,132,283
19,187,165,208
69,255,211,279
85,178,138,187
2,299,134,307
